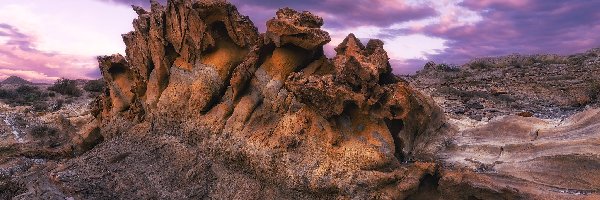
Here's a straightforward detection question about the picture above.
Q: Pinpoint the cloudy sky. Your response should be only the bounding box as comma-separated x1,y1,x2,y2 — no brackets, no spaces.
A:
1,0,599,83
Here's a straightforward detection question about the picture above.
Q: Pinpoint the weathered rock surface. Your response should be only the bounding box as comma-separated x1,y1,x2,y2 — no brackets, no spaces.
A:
406,50,600,120
1,0,599,199
29,0,446,199
402,49,600,199
436,108,600,199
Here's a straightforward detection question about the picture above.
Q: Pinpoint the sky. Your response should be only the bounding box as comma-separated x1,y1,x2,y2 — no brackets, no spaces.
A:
0,0,599,83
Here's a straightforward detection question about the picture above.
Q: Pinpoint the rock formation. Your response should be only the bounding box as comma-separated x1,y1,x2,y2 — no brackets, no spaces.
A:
407,50,600,120
78,0,447,198
435,108,600,199
1,0,599,199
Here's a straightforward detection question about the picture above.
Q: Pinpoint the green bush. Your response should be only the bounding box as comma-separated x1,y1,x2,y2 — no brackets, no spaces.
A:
51,99,64,111
589,81,600,101
48,78,82,97
0,85,48,106
467,60,492,69
32,101,49,112
0,88,12,99
83,79,105,93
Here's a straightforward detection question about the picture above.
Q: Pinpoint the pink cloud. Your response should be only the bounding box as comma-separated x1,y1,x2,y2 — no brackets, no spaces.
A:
31,0,600,76
0,23,99,83
461,0,532,10
0,69,59,83
98,0,437,30
417,0,600,65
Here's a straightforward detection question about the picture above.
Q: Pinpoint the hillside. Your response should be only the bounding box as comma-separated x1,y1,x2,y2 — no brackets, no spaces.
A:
1,76,33,85
406,48,600,120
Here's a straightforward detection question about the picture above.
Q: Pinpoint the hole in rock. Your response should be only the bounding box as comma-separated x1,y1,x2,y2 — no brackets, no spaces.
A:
406,174,441,200
378,68,399,85
79,127,105,154
201,21,248,81
389,105,403,117
108,63,133,97
147,60,155,78
108,63,127,80
384,119,405,162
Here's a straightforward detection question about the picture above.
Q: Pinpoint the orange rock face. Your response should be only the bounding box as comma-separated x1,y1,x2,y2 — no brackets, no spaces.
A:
82,0,447,198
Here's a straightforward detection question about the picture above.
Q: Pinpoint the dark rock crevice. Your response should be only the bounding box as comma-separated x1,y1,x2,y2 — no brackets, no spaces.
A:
385,119,405,162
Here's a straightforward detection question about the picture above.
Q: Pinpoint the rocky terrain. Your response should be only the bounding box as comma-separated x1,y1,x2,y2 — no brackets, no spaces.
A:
406,50,600,120
0,79,100,199
0,0,599,199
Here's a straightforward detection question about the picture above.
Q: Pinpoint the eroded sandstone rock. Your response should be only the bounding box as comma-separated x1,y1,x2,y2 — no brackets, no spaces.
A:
78,0,447,198
7,0,598,199
436,109,600,199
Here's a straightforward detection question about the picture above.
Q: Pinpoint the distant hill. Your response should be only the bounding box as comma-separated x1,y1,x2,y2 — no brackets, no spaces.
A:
1,76,33,85
407,47,600,120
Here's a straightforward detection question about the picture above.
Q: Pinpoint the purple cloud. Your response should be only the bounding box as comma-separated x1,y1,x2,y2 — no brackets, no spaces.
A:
90,0,600,75
390,58,430,75
0,23,99,83
232,0,436,30
98,0,163,8
97,0,436,30
421,0,600,65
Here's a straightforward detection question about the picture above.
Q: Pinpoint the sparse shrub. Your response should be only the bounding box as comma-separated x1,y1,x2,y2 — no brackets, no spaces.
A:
64,98,75,104
467,60,492,69
51,99,64,111
29,124,59,139
568,54,587,66
0,177,26,200
0,85,48,106
16,85,48,105
436,86,461,95
589,81,600,101
517,111,534,117
32,101,49,112
83,79,105,93
508,58,524,68
0,88,13,99
13,115,27,127
495,94,515,102
48,78,82,97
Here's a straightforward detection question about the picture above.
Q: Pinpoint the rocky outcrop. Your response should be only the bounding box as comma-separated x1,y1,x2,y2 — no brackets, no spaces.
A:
2,0,598,199
404,49,600,199
436,108,600,199
407,50,600,120
63,0,447,199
